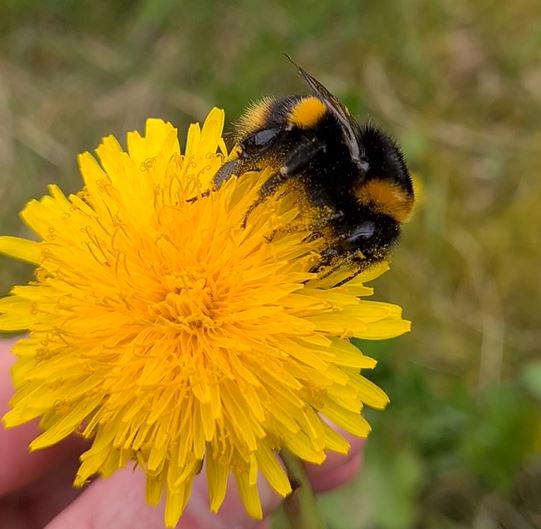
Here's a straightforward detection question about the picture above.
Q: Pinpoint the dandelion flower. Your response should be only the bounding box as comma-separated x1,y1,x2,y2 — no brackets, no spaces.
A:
0,108,410,527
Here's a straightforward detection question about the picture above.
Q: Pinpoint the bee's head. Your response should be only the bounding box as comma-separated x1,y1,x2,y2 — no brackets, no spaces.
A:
335,212,400,264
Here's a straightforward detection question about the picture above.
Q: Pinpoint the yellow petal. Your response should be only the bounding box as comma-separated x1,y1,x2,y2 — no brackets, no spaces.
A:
206,453,229,513
234,468,263,520
321,398,371,438
0,236,40,263
256,444,292,497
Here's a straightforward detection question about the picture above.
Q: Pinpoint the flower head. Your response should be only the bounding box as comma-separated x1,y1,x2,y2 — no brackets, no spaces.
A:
0,109,409,527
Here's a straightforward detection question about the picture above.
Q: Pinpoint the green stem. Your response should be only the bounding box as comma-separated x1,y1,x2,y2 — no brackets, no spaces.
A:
280,450,327,529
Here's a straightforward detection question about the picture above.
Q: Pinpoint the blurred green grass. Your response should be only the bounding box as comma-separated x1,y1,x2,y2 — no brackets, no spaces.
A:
0,1,540,528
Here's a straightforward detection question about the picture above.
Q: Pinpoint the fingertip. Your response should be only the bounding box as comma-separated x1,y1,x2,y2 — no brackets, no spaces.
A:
304,435,364,492
310,451,362,493
0,338,87,495
45,465,280,529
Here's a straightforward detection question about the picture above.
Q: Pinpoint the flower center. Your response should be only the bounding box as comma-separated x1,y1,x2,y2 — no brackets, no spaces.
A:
151,269,225,333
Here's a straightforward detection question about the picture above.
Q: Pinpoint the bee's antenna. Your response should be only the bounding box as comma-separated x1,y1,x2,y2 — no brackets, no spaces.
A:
284,53,297,66
284,54,317,90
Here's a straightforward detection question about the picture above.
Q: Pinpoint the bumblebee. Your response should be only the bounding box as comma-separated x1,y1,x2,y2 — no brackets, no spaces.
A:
214,59,414,269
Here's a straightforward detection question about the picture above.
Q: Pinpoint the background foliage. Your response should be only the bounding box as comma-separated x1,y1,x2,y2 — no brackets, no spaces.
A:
1,1,540,528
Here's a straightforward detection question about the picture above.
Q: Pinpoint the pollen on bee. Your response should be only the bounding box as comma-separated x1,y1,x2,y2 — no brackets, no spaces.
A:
288,96,327,129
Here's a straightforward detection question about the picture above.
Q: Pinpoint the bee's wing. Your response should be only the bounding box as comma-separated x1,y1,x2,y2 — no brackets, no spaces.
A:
288,57,366,171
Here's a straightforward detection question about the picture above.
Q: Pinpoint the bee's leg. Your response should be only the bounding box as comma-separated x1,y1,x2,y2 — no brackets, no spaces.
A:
258,171,288,195
248,138,325,225
213,158,244,188
279,138,326,178
186,190,210,203
242,171,286,228
313,245,341,269
308,248,366,286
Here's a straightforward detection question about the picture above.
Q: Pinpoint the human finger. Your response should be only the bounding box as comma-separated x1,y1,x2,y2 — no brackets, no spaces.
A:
0,338,87,495
305,435,364,492
45,438,363,529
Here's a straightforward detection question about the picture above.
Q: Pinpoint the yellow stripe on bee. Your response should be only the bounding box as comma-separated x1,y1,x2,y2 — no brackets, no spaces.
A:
355,179,414,223
288,97,327,129
234,97,275,141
